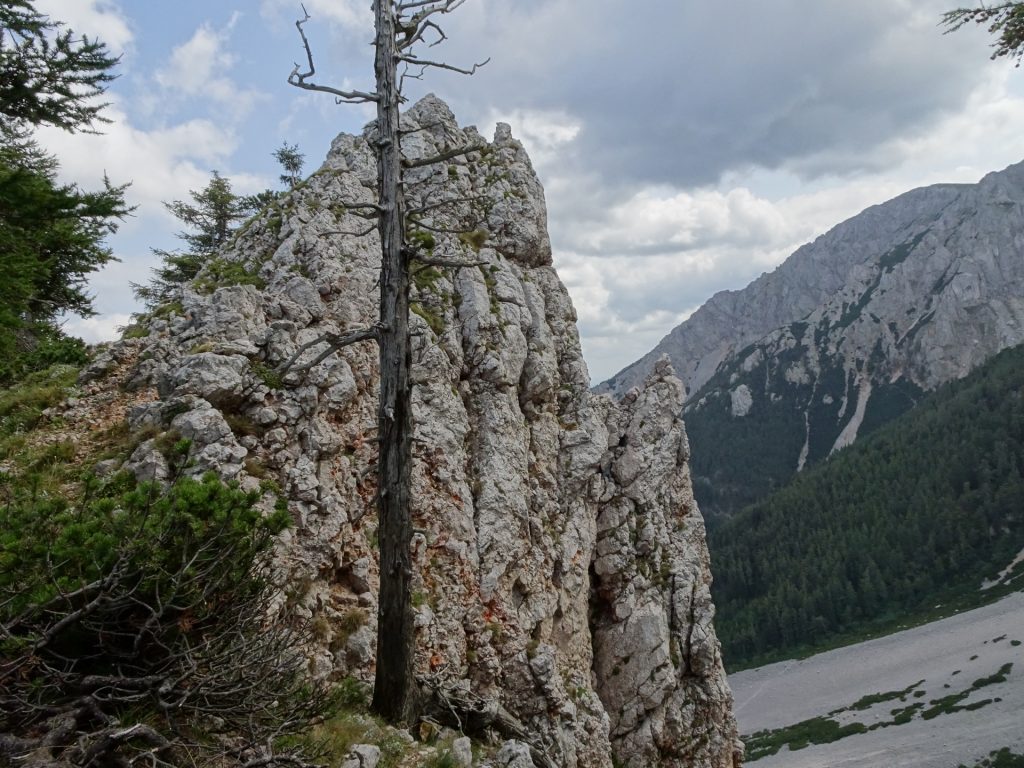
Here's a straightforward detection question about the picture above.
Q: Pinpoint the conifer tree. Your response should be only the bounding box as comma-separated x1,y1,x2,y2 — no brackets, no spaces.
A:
274,141,304,189
943,3,1024,62
0,0,119,131
135,172,249,308
0,1,127,383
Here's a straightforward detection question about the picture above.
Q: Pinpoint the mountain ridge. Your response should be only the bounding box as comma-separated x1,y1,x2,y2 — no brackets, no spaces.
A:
597,162,1024,401
600,159,1024,517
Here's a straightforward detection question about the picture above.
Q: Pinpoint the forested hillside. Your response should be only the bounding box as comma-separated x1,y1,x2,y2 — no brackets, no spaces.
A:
710,343,1024,668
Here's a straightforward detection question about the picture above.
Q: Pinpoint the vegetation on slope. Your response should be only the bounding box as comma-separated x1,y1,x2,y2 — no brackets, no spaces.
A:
686,323,922,520
0,365,337,767
710,344,1024,668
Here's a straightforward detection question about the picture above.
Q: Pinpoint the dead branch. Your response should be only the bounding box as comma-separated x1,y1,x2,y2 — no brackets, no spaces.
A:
411,257,486,273
407,196,480,215
397,120,446,137
405,217,483,236
288,7,379,104
397,53,490,78
79,723,172,767
275,325,382,376
403,142,486,170
400,0,470,32
321,225,377,238
332,201,384,217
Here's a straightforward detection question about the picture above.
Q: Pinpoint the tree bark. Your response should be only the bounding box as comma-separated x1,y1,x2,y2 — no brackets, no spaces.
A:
371,0,417,724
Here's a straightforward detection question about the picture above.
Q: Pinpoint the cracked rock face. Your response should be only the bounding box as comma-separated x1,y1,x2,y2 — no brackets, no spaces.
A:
95,95,740,768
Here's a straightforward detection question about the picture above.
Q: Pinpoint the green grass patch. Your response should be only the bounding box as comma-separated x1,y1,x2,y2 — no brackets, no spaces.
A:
193,257,266,294
960,748,1024,768
848,679,924,711
251,361,284,390
921,663,1012,720
0,364,78,437
458,228,488,251
744,717,869,761
411,301,445,336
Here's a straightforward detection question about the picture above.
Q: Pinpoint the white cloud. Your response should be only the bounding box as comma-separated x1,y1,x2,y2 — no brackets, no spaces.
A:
34,100,273,322
63,313,133,344
260,0,371,32
479,108,581,174
154,16,267,121
567,186,791,257
34,0,133,51
37,102,246,220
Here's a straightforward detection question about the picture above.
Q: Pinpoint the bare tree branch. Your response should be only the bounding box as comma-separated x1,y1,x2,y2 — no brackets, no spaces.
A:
275,325,382,376
406,217,482,236
333,201,384,214
411,257,486,273
407,196,480,215
288,7,379,104
402,143,486,169
397,54,490,77
321,225,378,238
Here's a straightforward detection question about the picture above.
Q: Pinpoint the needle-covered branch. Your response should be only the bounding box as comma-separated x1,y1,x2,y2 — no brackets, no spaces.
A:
0,472,328,768
942,3,1024,62
288,6,379,103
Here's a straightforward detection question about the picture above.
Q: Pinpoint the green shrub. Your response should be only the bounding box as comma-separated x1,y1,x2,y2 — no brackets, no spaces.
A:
458,228,488,251
0,325,87,386
0,363,78,437
193,257,266,294
0,470,319,767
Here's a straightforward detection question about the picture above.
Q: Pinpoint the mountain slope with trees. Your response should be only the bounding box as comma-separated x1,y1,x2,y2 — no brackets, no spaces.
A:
604,159,1024,519
710,342,1024,668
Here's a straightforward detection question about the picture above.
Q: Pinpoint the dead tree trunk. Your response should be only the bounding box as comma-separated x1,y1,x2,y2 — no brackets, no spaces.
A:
288,0,487,727
371,0,417,724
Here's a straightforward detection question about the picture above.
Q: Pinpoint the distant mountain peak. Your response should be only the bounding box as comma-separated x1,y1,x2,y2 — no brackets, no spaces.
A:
597,161,1024,401
599,160,1024,519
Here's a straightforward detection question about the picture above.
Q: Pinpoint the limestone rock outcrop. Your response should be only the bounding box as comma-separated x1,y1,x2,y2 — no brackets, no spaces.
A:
82,96,740,767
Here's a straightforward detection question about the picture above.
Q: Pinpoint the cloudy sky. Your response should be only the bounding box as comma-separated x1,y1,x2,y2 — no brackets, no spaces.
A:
35,0,1024,383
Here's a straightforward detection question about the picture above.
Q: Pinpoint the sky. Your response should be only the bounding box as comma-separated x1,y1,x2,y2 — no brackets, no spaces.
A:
34,0,1024,384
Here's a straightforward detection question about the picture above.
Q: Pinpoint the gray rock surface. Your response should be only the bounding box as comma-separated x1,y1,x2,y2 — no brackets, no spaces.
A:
94,95,739,768
497,741,537,768
452,736,474,767
341,744,381,768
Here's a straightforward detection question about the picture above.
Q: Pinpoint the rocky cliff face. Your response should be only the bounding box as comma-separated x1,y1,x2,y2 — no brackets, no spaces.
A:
80,96,740,768
598,161,1024,517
